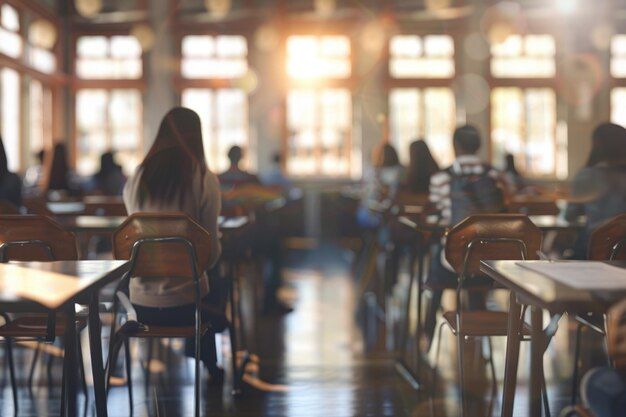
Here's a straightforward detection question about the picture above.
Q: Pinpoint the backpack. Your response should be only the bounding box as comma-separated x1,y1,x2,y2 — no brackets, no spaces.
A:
447,164,505,225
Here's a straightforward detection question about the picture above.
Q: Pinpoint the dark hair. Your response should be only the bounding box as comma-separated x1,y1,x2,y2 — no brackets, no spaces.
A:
95,152,120,181
0,135,8,179
406,139,439,194
228,146,243,166
272,152,281,165
48,143,70,191
138,107,207,206
380,144,400,167
453,125,481,155
505,153,519,175
36,150,45,164
586,123,626,167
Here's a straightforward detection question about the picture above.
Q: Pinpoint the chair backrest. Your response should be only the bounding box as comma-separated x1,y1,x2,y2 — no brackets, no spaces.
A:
0,215,78,261
112,212,212,278
588,214,626,261
445,214,542,276
607,298,626,373
21,197,53,216
0,200,19,214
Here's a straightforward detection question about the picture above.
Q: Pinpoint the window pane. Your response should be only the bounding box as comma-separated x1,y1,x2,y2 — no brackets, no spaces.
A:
76,36,142,79
611,35,626,78
491,35,556,78
389,88,454,166
1,4,20,32
389,35,454,78
29,47,56,73
181,35,248,79
0,29,22,58
287,35,351,80
1,69,20,172
286,88,353,177
491,87,557,177
182,88,213,167
76,89,108,175
612,88,626,127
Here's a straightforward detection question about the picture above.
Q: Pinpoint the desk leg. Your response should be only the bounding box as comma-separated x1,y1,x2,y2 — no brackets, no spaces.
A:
415,240,425,364
88,293,108,417
502,292,522,417
529,306,544,417
63,304,78,417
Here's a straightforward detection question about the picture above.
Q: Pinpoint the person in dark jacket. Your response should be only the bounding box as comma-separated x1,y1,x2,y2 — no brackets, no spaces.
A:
0,135,22,208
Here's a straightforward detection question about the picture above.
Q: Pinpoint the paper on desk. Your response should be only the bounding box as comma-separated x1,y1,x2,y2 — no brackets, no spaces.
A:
516,261,626,290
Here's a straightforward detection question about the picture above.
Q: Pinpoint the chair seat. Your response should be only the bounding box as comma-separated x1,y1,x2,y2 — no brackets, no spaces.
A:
442,310,531,337
122,323,210,338
0,315,87,338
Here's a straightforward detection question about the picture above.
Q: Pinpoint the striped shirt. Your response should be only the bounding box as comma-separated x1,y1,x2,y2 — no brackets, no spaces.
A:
429,154,501,226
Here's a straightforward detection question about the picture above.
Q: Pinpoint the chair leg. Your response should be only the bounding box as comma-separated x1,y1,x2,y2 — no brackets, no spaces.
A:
77,334,88,398
6,338,18,415
457,333,467,417
144,338,153,394
571,322,583,405
194,333,201,417
430,322,446,417
487,337,498,417
124,339,133,416
542,373,551,417
105,333,125,393
28,342,42,390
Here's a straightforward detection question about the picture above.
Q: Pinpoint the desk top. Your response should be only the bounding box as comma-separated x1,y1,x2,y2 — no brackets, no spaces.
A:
0,260,128,309
480,260,626,313
398,214,585,233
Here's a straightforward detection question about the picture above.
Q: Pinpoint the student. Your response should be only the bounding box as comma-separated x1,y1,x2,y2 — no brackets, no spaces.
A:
0,135,22,208
357,144,405,229
123,107,224,380
503,153,525,194
23,149,45,193
424,125,505,344
46,143,81,197
404,139,439,195
565,123,626,258
85,151,126,196
218,145,260,190
260,152,293,191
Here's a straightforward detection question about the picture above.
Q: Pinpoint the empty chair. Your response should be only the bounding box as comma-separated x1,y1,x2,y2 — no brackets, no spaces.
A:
432,214,542,417
0,214,86,413
108,213,234,417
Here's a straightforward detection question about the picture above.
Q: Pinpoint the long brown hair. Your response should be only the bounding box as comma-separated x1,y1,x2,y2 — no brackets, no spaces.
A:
138,107,207,206
406,139,439,194
48,143,70,191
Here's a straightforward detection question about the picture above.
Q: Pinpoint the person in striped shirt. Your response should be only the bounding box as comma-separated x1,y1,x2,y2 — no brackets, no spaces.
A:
424,125,504,345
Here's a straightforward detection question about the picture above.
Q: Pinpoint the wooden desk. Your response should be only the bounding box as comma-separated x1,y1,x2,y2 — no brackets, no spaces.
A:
480,260,626,417
398,214,586,233
0,260,128,417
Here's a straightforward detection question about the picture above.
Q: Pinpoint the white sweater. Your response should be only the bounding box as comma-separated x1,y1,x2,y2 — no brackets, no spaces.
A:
123,167,222,307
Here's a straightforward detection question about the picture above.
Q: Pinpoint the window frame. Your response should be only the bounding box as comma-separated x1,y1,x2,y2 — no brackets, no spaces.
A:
487,30,561,179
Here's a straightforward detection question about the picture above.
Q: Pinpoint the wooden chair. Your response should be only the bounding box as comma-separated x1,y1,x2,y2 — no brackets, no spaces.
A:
432,214,542,417
588,213,626,261
108,213,230,417
0,200,19,215
0,215,86,413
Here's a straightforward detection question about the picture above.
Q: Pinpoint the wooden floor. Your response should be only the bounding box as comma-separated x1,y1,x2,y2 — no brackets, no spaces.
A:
0,244,609,416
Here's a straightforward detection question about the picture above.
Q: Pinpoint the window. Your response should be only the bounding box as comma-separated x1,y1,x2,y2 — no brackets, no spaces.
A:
611,35,626,78
1,68,20,171
285,35,357,177
76,35,142,79
179,34,251,172
389,88,455,167
491,88,563,177
181,89,248,173
181,35,247,79
286,89,353,177
389,35,454,79
491,35,556,78
75,89,142,175
490,34,561,177
286,35,351,80
611,37,626,128
29,80,52,154
0,4,22,59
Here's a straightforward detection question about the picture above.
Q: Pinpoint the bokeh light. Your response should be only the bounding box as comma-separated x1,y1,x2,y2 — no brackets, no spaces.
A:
314,0,336,17
480,1,526,46
360,21,386,56
205,0,231,18
255,24,280,52
234,69,260,95
131,24,155,53
425,0,452,11
464,32,490,61
75,0,102,18
592,24,614,51
454,73,490,115
28,19,57,50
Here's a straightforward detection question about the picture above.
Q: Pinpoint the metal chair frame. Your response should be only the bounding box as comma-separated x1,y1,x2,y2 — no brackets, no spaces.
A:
432,236,551,417
106,236,204,417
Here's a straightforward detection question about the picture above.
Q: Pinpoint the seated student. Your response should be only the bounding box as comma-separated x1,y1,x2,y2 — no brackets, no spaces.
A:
565,123,626,258
424,125,505,344
404,139,439,195
46,143,82,198
218,145,260,190
84,151,126,196
0,135,22,208
260,152,293,191
503,153,525,194
23,149,45,194
123,107,224,381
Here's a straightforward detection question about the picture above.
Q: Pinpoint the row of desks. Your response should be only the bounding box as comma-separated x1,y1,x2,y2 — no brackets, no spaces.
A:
0,214,252,417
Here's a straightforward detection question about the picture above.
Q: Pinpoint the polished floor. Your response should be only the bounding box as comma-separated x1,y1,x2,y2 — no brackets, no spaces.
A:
0,244,609,416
